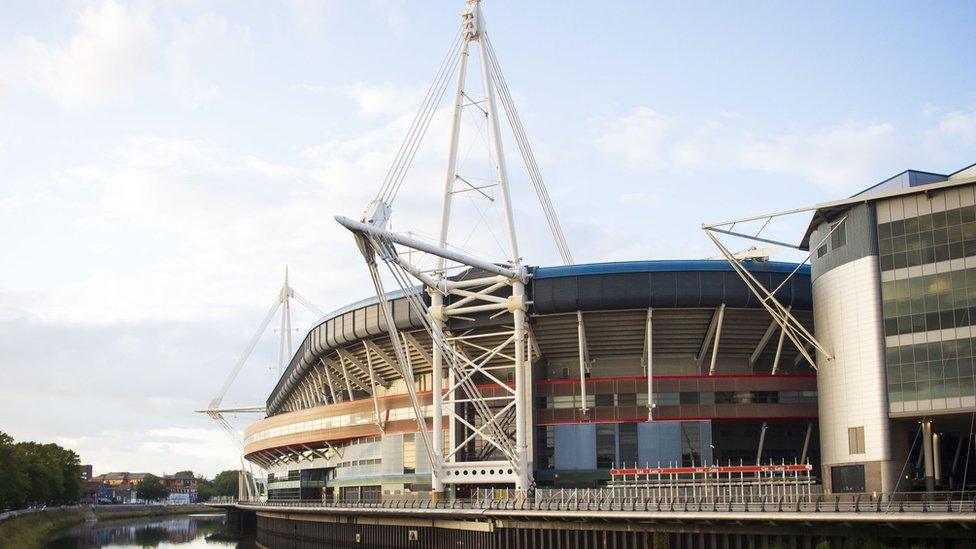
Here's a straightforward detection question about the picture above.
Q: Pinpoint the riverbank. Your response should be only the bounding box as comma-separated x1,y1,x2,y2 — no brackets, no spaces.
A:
0,504,216,549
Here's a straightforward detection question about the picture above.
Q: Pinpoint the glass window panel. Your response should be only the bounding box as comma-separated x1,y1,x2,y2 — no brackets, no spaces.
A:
884,318,898,335
893,252,908,269
886,347,901,365
907,250,923,267
919,214,934,231
905,217,920,235
618,423,638,467
919,230,933,248
879,238,892,255
831,223,847,249
897,316,912,334
657,392,679,405
948,208,962,226
714,391,736,404
961,206,976,224
596,425,616,468
879,222,892,239
950,242,965,259
959,357,974,378
680,422,702,466
945,359,959,378
898,346,914,364
964,223,976,240
552,395,574,409
892,219,906,236
906,233,921,251
402,433,416,474
617,393,637,406
911,314,926,332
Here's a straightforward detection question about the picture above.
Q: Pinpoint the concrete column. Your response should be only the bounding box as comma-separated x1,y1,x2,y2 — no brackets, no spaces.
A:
932,432,942,486
922,420,935,492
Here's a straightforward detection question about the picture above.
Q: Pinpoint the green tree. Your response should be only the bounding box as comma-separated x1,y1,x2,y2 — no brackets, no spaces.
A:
196,478,214,502
0,433,83,508
53,445,83,504
19,442,65,505
0,433,29,509
136,475,170,502
210,470,240,498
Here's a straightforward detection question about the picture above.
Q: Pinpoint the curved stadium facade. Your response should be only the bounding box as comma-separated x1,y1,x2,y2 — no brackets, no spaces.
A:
243,260,819,501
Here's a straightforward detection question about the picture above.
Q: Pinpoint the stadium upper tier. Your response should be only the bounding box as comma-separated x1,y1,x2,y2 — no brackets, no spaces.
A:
265,260,813,416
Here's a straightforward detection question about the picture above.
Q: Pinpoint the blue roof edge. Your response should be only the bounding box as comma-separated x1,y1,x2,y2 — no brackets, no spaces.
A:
531,259,810,280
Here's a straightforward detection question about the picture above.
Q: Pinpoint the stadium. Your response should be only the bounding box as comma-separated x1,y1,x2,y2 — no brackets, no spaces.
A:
242,260,819,501
201,3,976,545
201,0,976,517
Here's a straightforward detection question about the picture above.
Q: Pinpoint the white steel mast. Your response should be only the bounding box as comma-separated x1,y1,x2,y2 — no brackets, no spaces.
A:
198,268,325,460
337,0,572,496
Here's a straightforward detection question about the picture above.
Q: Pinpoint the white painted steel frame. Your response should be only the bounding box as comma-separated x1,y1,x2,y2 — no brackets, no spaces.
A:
336,0,577,495
201,269,323,471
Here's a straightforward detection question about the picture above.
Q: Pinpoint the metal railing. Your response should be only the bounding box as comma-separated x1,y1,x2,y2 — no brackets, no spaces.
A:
216,489,976,515
208,496,240,504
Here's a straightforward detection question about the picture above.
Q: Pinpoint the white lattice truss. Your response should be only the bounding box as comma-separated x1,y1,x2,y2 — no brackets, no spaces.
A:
336,0,573,493
346,225,532,490
197,268,324,476
701,207,847,369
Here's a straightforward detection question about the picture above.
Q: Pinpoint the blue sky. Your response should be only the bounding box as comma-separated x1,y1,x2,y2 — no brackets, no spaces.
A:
1,0,974,477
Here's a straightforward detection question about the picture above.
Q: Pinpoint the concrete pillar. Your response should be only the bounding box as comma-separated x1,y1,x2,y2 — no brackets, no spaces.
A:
922,420,935,492
932,432,942,485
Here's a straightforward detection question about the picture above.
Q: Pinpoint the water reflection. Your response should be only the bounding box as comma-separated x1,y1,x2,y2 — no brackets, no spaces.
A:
46,513,257,548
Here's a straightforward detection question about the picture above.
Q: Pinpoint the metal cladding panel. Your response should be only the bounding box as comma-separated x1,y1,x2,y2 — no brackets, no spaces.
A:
698,271,725,306
812,255,895,491
531,260,812,315
809,203,878,282
554,424,596,470
723,271,751,307
637,422,682,466
649,272,677,307
675,272,701,307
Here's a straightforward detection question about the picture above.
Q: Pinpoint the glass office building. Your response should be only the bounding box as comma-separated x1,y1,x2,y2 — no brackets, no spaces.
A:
876,182,976,414
807,162,976,494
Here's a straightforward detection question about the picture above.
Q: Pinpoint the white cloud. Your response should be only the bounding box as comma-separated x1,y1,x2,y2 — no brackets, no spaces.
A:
595,106,899,193
244,156,301,179
595,107,679,167
618,192,660,206
931,109,976,146
335,82,423,118
2,1,246,110
166,11,250,105
13,0,158,109
737,123,897,193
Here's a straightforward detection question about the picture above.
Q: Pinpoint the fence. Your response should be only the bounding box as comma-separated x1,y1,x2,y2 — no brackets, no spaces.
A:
608,462,817,502
217,489,976,514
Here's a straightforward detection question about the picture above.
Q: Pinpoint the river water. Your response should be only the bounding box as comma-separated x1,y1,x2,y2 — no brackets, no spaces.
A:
44,512,257,548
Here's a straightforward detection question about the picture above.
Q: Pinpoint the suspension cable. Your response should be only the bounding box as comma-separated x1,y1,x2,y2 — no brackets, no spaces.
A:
376,31,464,205
483,33,573,264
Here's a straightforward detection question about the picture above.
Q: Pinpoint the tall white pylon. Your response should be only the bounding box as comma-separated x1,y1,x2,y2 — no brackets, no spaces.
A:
197,268,325,457
337,0,573,496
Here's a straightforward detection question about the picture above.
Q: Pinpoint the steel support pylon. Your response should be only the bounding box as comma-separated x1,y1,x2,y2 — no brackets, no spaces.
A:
338,0,572,496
